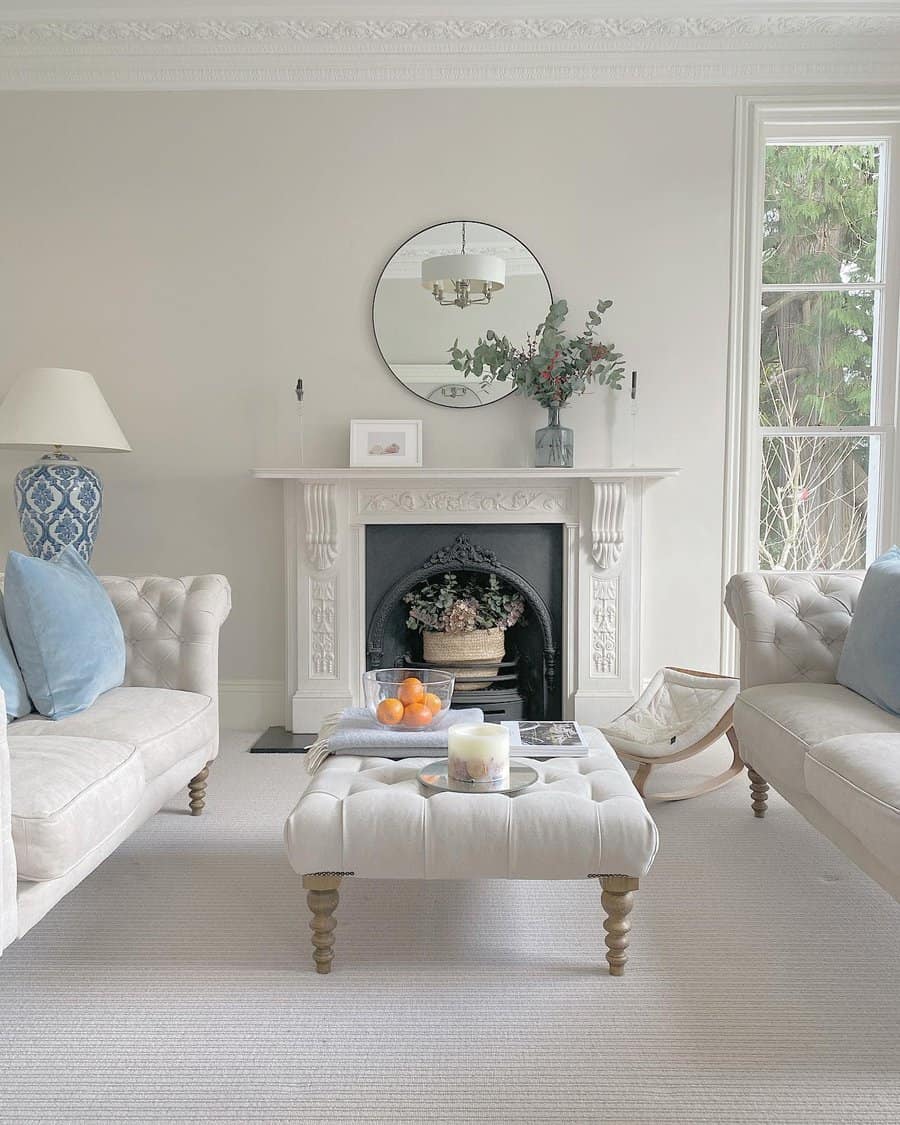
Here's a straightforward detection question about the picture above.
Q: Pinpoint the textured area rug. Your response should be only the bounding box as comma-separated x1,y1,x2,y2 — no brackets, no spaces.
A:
1,733,899,1123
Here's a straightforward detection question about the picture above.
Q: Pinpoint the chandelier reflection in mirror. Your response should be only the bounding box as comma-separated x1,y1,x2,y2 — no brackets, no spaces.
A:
421,221,506,308
373,220,551,409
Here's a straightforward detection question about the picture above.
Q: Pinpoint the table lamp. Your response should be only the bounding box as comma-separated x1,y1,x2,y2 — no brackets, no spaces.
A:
0,368,131,562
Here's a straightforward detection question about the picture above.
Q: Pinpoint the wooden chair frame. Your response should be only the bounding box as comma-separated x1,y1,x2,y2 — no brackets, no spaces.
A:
612,667,743,802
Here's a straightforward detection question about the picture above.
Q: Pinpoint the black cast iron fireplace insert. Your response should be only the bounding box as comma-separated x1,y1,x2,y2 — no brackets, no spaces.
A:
365,525,562,721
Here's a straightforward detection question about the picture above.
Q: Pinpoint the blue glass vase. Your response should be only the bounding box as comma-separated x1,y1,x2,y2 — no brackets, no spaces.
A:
534,405,574,468
14,452,103,562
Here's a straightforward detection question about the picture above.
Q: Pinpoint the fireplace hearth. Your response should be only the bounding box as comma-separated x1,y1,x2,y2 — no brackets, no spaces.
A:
366,529,562,720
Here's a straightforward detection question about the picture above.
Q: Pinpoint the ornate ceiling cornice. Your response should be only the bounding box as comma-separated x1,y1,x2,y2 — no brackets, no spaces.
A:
1,10,899,88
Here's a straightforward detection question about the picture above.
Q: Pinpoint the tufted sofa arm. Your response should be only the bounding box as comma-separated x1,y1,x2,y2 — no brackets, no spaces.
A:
725,571,863,689
99,575,231,701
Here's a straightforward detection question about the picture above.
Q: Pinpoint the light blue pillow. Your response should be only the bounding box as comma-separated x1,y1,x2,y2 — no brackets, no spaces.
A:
4,546,125,719
837,546,900,716
0,593,30,720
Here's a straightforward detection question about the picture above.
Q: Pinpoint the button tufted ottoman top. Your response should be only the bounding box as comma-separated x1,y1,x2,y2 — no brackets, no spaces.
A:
284,728,659,881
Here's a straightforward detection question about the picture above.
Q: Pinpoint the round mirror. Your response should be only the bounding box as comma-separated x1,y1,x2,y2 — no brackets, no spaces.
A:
373,220,552,409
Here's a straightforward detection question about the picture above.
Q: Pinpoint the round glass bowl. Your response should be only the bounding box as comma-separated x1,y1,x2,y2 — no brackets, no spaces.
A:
363,668,455,731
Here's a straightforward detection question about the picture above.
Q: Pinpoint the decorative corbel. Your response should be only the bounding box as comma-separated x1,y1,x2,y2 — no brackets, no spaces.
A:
591,480,625,569
304,482,339,571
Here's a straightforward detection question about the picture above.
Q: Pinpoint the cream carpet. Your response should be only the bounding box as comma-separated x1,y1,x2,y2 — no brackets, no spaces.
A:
1,732,899,1124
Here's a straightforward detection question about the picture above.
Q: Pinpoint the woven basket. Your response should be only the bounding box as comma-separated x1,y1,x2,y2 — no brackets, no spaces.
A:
423,628,506,691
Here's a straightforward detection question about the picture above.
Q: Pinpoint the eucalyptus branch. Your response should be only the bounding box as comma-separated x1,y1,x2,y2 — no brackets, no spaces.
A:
448,298,626,409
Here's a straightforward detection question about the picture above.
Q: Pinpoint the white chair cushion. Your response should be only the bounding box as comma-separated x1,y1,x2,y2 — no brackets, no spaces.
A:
805,733,900,875
602,667,738,758
734,683,900,793
10,736,143,881
10,686,215,781
284,733,658,881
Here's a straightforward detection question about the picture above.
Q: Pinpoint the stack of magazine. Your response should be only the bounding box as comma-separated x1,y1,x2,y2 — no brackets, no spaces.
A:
501,721,589,757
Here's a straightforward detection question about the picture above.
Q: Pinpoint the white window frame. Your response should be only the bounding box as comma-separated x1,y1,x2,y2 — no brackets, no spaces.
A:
722,96,900,670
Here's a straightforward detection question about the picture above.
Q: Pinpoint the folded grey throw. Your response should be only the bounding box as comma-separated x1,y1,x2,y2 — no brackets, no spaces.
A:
306,706,484,773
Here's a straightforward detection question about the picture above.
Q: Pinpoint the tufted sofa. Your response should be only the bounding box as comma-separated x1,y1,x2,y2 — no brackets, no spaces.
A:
725,570,900,902
0,574,231,956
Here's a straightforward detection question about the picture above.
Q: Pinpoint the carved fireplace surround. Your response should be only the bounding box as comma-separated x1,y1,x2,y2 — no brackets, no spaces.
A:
252,467,678,732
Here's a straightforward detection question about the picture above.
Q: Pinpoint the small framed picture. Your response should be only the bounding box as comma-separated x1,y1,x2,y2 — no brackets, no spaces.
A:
349,419,423,468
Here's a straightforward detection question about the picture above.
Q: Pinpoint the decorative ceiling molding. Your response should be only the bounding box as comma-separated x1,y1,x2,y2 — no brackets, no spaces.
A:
1,10,900,89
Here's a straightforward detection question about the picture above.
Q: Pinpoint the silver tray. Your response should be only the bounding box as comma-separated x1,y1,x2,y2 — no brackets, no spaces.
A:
417,759,540,795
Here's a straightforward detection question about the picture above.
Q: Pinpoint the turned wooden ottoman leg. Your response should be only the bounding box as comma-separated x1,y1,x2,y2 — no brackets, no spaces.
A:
748,767,769,818
188,763,211,816
303,874,343,974
600,876,639,977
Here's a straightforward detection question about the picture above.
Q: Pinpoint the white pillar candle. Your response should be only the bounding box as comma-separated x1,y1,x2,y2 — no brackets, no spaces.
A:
448,723,510,788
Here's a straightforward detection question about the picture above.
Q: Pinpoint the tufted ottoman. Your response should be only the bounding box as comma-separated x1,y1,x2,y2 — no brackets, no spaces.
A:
284,728,658,976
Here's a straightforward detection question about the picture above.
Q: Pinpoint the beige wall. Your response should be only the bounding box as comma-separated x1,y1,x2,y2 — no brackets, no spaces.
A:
0,88,736,720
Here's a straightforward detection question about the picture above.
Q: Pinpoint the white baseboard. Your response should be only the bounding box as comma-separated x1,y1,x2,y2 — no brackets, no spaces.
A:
219,679,285,731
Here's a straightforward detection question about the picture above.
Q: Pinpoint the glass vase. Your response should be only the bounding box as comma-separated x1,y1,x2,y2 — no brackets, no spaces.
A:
534,405,574,468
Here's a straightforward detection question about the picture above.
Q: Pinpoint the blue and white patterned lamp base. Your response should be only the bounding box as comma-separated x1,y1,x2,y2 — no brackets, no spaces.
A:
15,452,103,563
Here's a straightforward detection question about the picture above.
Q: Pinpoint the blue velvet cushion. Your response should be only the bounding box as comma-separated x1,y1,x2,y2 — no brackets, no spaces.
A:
0,594,30,720
4,546,126,719
837,546,900,716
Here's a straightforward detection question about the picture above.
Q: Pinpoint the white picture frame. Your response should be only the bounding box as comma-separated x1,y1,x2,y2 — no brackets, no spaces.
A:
349,419,423,468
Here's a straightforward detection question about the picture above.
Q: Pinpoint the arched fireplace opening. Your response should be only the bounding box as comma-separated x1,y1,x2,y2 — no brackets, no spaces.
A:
366,529,562,720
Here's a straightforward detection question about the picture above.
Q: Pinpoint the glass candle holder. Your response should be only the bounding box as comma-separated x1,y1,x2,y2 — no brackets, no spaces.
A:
448,723,510,789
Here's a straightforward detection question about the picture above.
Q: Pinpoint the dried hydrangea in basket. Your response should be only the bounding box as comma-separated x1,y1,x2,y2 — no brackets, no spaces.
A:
404,573,526,689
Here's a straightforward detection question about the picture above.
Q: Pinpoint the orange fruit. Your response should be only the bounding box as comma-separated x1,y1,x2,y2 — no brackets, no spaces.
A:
397,677,425,706
376,697,404,725
402,702,433,727
423,692,443,715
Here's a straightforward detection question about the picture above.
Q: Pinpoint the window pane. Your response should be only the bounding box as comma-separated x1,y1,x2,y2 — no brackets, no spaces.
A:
760,435,870,571
760,289,874,427
763,144,880,285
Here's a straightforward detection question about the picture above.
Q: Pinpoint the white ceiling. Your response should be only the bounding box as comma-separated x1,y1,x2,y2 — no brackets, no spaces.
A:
0,2,899,89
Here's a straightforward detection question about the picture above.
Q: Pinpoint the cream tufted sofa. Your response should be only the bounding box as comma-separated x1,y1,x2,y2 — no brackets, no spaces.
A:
725,570,900,903
0,574,231,956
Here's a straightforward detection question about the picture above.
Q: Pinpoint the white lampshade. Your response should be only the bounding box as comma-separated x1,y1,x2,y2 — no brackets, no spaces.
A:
421,253,506,294
0,368,131,452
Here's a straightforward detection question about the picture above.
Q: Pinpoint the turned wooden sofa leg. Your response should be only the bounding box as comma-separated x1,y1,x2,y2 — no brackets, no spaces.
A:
600,876,639,977
303,874,343,974
188,763,211,816
748,767,769,818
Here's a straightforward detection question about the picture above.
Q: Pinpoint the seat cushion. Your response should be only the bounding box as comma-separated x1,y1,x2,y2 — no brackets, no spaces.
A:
10,735,143,881
10,686,215,781
734,682,900,793
602,667,738,758
284,731,659,880
805,733,900,876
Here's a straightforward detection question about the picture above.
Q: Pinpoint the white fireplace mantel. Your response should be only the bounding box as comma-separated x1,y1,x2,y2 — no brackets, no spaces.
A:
253,466,679,732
